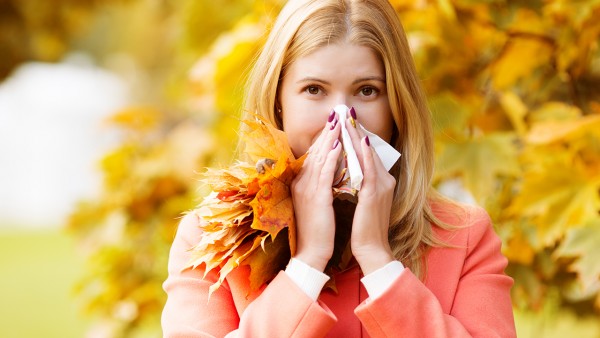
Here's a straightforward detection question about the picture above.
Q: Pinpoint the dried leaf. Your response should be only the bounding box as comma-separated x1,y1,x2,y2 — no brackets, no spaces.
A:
249,158,296,238
242,118,295,164
242,229,291,291
185,118,304,295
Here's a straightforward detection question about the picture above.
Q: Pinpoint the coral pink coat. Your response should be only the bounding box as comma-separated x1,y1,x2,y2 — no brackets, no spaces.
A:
162,203,516,337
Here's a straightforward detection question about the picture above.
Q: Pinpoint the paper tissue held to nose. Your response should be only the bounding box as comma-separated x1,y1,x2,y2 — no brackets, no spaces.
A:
331,104,401,202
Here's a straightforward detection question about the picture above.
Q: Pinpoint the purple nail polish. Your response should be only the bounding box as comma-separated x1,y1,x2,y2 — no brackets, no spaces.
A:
332,139,340,149
328,109,335,122
365,135,370,146
350,107,357,120
330,117,338,130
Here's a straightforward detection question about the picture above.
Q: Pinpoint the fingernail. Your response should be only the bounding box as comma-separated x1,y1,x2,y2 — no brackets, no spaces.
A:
349,116,356,128
365,135,370,146
328,109,335,122
330,117,338,130
350,107,357,120
332,139,340,149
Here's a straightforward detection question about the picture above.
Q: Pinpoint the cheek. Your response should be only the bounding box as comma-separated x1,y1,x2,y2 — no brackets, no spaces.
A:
280,88,329,157
282,111,324,157
358,106,395,143
378,113,395,144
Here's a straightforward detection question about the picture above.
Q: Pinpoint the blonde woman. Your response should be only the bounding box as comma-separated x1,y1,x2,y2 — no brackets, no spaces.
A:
162,0,516,336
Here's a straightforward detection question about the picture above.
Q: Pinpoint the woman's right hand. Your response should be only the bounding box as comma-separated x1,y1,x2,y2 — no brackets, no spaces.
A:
290,113,342,272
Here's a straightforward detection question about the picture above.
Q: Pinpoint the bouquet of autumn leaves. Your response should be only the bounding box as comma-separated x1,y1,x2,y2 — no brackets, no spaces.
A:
185,117,306,296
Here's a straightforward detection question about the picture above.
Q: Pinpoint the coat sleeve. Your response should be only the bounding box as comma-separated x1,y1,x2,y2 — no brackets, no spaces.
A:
161,213,337,338
354,207,516,337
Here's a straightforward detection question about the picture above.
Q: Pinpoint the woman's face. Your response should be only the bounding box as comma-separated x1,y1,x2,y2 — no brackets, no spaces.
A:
279,42,395,158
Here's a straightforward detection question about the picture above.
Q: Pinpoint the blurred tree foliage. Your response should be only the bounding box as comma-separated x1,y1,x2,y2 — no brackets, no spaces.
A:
2,0,599,336
0,0,131,79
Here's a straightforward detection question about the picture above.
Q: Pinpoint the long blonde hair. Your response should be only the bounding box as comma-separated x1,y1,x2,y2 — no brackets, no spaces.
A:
243,0,456,278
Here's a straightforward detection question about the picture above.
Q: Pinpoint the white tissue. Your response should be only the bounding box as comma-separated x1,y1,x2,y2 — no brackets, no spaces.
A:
333,104,401,194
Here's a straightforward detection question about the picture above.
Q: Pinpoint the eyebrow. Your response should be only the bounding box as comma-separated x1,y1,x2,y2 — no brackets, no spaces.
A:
296,77,330,85
296,76,385,85
353,76,386,84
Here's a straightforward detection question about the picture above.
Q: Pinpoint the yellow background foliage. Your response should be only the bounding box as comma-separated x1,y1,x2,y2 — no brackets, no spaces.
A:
2,0,599,336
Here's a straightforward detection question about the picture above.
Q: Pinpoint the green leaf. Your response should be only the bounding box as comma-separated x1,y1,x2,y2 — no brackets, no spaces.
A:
429,93,472,137
436,132,520,202
555,218,600,292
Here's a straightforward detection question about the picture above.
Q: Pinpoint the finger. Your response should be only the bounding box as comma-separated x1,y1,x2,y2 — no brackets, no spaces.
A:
359,136,376,188
312,115,341,165
313,110,339,152
355,122,367,139
304,117,341,187
302,113,336,170
360,136,396,197
345,117,364,168
318,138,343,189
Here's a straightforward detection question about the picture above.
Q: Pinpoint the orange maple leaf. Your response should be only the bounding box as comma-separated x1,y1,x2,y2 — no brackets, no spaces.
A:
186,117,304,296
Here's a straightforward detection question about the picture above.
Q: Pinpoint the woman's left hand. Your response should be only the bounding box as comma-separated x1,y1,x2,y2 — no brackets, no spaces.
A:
345,112,397,275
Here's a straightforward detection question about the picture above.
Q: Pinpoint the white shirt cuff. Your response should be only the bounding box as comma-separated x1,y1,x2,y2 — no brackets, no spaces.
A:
361,260,405,299
285,258,330,301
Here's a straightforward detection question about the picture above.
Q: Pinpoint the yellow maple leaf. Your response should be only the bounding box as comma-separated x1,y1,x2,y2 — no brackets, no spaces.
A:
241,117,295,163
508,120,600,246
490,38,553,89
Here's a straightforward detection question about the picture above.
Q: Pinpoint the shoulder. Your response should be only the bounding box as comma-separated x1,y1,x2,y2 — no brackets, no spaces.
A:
429,198,489,228
173,211,204,249
429,199,508,274
429,199,497,252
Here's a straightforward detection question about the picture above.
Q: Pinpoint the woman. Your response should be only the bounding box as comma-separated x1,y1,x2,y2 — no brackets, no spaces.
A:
162,0,516,337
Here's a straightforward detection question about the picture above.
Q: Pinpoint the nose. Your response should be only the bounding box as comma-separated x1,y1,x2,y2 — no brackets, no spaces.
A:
330,93,350,111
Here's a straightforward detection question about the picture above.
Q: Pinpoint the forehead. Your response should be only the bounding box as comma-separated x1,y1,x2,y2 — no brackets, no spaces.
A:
285,42,385,80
